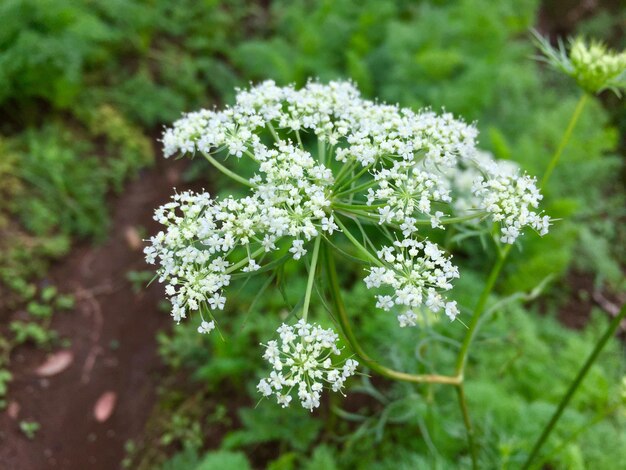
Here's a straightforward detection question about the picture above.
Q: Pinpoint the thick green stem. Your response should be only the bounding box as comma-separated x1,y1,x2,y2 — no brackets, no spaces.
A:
318,138,326,166
302,236,322,322
450,243,510,469
267,122,281,143
455,244,512,374
456,385,478,469
202,153,255,188
322,244,460,386
295,130,304,150
331,202,386,212
540,93,587,190
522,303,626,469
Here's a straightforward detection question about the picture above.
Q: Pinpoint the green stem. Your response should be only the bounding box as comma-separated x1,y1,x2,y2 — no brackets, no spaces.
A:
296,130,304,150
451,243,510,470
535,402,622,468
334,209,403,231
431,213,488,225
336,164,373,192
225,247,265,274
333,159,358,188
202,153,255,188
522,303,626,469
451,90,588,467
318,138,326,166
455,245,512,374
334,179,378,198
244,149,259,161
267,122,281,143
540,93,588,190
456,385,478,469
333,216,382,266
323,245,461,386
302,236,322,322
331,202,386,211
333,204,488,226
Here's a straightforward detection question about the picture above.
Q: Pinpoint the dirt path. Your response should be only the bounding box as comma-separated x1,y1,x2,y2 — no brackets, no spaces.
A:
0,160,187,469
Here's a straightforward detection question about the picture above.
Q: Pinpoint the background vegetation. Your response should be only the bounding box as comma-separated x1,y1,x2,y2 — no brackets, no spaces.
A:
0,0,624,468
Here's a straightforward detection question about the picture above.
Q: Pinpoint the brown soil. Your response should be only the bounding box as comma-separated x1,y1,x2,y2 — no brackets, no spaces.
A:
557,270,626,332
558,271,598,330
0,160,188,470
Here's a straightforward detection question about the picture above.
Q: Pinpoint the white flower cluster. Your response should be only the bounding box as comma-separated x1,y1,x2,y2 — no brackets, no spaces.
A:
162,80,477,165
423,150,550,242
473,173,550,244
144,142,337,324
257,321,358,410
150,80,550,329
364,239,460,327
144,191,231,324
367,163,451,231
251,141,335,247
436,151,517,215
147,80,550,406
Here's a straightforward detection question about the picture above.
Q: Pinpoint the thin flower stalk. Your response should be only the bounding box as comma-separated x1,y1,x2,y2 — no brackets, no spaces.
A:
522,303,626,469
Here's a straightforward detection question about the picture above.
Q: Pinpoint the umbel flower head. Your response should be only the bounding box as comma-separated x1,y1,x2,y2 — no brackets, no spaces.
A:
257,320,358,410
533,31,626,95
145,80,550,409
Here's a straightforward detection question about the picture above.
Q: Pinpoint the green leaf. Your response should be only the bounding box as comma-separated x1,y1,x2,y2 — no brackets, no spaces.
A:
194,450,251,470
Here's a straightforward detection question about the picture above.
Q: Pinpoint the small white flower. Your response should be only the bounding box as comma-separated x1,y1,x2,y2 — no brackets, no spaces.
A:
445,301,459,321
289,240,307,260
276,394,292,408
257,379,273,397
209,294,226,310
376,295,394,311
400,217,417,237
197,320,215,334
242,259,261,272
321,216,338,234
398,310,418,328
431,211,445,229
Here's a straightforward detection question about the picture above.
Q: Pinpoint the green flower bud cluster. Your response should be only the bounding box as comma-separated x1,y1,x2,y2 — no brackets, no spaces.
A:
533,31,626,95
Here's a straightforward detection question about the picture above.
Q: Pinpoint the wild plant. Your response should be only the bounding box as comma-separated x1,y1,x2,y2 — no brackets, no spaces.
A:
146,34,626,468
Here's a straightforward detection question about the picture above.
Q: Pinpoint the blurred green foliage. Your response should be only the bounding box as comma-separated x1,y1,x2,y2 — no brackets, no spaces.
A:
0,109,151,306
16,125,107,237
149,269,625,470
0,0,624,468
0,0,110,108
